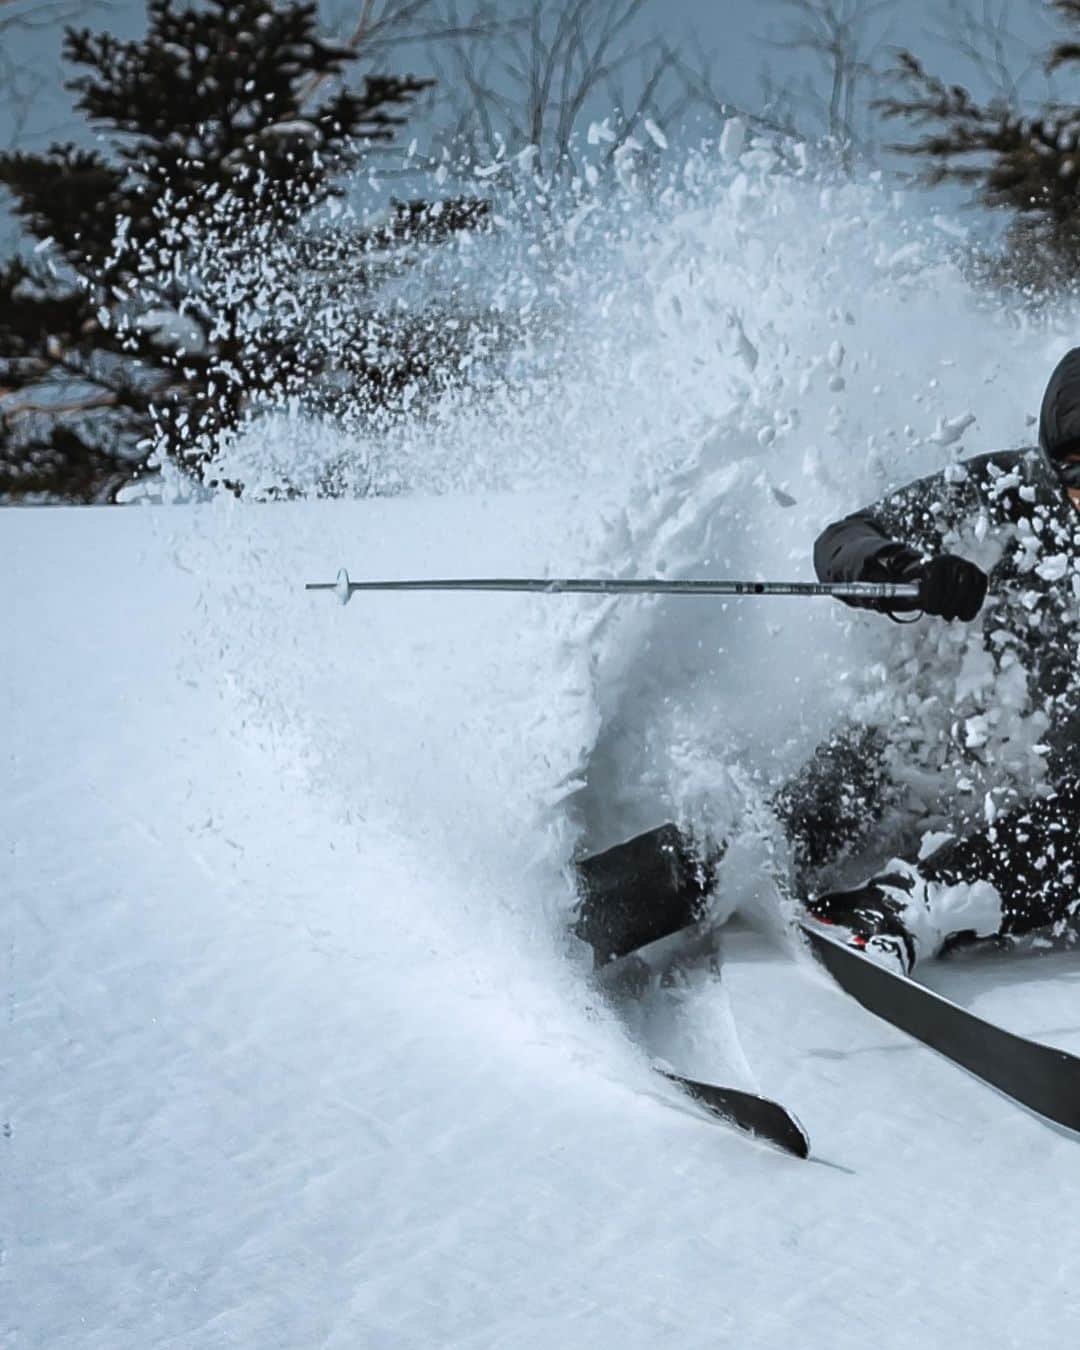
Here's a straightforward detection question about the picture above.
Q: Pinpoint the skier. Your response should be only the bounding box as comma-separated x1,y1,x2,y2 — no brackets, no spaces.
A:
574,349,1080,976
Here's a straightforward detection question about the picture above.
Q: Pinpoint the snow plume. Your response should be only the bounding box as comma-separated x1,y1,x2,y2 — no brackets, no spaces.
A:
173,130,1074,971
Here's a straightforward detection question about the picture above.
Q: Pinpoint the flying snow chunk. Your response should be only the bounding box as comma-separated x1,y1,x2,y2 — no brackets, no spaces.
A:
135,308,206,353
929,412,976,447
964,715,990,749
1036,553,1069,582
564,202,596,248
918,830,955,860
932,215,969,241
720,118,746,164
730,318,758,371
587,120,616,145
878,242,924,274
259,119,322,147
644,119,668,150
613,139,642,189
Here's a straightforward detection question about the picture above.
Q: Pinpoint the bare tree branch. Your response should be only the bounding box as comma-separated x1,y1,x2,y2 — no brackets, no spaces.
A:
302,0,504,107
923,0,1053,111
422,0,691,176
757,0,898,159
669,49,796,140
3,389,118,419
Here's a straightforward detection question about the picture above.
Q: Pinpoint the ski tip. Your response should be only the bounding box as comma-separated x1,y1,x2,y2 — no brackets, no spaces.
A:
656,1066,811,1159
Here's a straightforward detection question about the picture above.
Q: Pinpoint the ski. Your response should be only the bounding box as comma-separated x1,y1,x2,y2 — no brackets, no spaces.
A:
655,1066,811,1157
802,923,1080,1133
593,920,810,1157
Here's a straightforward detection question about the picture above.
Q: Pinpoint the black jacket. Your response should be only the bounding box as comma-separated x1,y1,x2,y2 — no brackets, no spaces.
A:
814,445,1080,787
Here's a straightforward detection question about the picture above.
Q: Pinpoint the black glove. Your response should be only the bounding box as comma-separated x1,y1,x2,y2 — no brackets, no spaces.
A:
911,553,988,621
859,543,922,612
864,545,987,620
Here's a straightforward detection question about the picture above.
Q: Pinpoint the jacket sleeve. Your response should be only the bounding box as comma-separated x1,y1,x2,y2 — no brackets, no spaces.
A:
813,466,958,610
813,509,905,586
814,458,970,580
813,451,1031,602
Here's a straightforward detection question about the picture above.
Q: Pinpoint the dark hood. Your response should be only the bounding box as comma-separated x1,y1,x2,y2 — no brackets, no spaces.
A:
1039,347,1080,460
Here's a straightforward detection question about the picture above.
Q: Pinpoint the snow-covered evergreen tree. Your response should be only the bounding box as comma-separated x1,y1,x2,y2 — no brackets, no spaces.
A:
0,0,435,501
878,0,1080,292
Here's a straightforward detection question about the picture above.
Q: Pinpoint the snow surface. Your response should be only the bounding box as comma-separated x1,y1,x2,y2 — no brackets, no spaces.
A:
9,497,1080,1349
9,150,1080,1345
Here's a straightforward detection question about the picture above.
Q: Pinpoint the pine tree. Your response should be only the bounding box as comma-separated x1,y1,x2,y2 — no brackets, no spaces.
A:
0,0,435,501
876,0,1080,292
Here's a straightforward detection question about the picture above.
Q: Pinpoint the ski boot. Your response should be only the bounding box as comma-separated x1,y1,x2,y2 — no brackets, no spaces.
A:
804,861,930,976
572,823,721,969
806,857,1006,976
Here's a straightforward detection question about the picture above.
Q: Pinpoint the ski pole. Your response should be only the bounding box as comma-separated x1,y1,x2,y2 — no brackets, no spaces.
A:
305,569,920,606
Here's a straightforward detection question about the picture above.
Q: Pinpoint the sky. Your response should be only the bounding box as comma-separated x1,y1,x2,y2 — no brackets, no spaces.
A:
0,0,1065,154
0,0,1069,251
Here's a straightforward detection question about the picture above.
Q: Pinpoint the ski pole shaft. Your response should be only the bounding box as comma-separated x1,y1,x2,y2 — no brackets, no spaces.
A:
305,569,920,605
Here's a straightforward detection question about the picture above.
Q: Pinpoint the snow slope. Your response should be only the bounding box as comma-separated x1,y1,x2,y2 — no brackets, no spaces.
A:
9,148,1080,1346
8,496,1080,1350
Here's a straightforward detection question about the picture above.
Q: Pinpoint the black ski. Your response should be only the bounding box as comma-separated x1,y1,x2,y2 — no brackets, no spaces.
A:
656,1066,811,1157
802,923,1080,1133
592,920,810,1157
